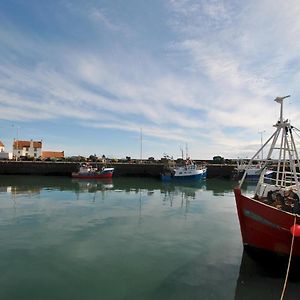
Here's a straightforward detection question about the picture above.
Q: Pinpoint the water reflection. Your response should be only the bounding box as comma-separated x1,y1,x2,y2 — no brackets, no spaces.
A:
235,250,300,300
151,247,240,300
0,175,235,195
0,175,207,196
0,175,231,222
0,175,75,194
72,178,114,192
161,180,205,199
0,176,258,216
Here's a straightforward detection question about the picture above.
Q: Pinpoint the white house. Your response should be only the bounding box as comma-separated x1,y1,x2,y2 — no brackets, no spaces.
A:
13,139,42,159
0,140,13,160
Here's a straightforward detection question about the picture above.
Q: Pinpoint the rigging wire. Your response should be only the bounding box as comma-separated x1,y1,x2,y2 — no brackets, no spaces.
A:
291,129,300,149
280,215,297,300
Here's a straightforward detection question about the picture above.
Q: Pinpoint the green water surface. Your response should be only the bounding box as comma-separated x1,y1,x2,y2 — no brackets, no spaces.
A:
0,176,299,300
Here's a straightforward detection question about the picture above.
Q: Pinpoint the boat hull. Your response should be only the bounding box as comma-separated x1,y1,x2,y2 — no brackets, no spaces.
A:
173,171,206,180
234,188,300,257
161,169,207,181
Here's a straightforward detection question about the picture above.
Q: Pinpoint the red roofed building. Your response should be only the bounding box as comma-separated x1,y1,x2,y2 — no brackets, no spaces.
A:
13,139,42,159
42,151,64,160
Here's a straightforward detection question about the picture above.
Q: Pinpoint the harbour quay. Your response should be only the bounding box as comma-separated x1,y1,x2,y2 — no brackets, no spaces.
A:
0,161,236,179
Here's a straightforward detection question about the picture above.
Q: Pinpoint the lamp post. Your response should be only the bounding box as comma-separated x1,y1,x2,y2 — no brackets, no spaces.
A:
140,128,143,162
258,130,265,160
12,125,20,161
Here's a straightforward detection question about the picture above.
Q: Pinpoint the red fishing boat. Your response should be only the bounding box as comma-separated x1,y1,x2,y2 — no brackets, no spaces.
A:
72,163,114,179
234,95,300,258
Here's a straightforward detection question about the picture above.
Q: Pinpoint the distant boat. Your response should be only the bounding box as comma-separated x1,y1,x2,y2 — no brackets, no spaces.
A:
234,95,300,259
233,159,274,180
161,158,207,181
72,163,114,179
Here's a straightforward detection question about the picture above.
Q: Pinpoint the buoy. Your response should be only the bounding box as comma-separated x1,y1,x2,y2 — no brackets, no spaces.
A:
290,224,300,236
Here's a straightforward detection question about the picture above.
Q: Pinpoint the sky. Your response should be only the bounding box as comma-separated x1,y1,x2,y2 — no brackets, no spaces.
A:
1,0,300,160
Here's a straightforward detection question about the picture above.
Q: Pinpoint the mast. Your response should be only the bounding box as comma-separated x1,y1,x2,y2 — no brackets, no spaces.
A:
185,143,188,160
180,147,184,160
239,95,296,189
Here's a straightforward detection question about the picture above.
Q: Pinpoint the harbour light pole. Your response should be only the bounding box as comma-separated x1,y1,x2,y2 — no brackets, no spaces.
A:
140,128,143,162
12,124,20,161
258,130,265,160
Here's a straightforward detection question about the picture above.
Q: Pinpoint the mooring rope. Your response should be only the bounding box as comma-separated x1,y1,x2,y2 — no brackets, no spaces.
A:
280,215,297,300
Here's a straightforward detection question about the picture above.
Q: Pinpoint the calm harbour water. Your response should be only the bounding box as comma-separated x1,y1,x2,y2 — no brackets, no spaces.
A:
0,176,299,300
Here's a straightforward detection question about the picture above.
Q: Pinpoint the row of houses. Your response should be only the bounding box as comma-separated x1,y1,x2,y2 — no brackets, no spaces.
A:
0,139,64,160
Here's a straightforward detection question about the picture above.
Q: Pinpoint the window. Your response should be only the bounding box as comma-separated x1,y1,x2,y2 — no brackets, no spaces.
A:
34,148,37,151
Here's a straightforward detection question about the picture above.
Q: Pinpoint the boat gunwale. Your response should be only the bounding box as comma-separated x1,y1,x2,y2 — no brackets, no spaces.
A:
234,187,300,218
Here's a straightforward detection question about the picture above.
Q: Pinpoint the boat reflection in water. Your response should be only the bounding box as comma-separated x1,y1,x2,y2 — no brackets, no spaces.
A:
72,178,114,192
0,175,247,204
235,250,300,300
71,178,114,201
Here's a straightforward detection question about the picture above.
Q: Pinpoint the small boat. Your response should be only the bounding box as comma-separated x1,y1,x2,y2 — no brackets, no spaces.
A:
234,95,300,259
72,163,114,179
161,158,207,181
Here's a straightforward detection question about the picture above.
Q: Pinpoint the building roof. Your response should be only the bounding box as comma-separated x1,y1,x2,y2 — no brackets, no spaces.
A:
42,151,64,159
0,141,4,147
13,140,42,150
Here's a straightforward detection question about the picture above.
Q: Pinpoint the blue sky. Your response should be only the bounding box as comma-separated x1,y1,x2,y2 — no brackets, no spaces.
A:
1,0,300,159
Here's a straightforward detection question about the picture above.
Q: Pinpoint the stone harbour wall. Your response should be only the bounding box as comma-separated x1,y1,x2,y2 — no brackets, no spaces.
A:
0,161,235,178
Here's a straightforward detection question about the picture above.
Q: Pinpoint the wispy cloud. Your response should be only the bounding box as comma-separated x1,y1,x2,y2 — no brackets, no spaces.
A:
89,8,132,36
1,0,300,158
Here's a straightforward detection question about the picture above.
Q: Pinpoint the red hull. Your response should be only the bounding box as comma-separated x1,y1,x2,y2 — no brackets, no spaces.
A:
234,188,300,256
72,172,113,179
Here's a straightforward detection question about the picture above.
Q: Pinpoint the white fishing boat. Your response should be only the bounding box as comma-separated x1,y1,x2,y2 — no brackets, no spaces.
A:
161,158,207,181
